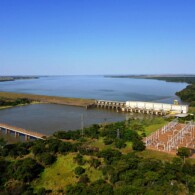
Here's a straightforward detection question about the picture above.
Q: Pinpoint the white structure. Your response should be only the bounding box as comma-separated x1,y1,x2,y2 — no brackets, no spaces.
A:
125,101,188,114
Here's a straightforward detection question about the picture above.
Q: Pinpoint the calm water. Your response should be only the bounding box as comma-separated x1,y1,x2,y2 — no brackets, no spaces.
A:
0,76,187,102
0,76,187,142
0,104,150,136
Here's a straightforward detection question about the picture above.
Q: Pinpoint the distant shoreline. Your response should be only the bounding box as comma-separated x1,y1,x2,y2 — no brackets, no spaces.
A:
0,76,39,82
105,74,195,83
105,75,195,106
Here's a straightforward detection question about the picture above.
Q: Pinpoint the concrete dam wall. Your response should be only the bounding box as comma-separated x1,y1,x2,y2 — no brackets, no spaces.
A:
125,101,188,114
95,100,188,115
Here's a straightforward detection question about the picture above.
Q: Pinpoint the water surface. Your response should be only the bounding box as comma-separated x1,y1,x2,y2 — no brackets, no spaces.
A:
0,104,147,136
0,76,187,142
0,76,187,103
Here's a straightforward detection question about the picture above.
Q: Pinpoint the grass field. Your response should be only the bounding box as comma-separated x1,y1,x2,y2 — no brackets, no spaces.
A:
33,153,103,193
137,149,175,162
144,121,168,136
0,91,95,107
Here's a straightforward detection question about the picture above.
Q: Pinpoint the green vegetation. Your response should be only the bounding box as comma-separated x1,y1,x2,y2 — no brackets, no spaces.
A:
1,118,195,194
177,147,191,159
0,91,94,107
74,166,86,175
106,75,195,84
0,97,32,107
145,76,195,84
176,84,195,106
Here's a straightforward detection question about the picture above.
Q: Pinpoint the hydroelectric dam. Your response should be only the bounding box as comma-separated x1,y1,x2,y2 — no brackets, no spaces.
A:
95,100,188,116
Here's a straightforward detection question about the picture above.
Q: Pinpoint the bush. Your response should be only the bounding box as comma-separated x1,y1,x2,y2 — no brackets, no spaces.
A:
32,142,46,156
114,139,126,149
58,142,73,154
9,158,44,182
132,140,146,151
104,138,114,145
74,154,86,165
74,167,85,176
37,153,56,166
53,130,80,140
37,187,46,195
177,147,191,159
98,149,122,164
2,143,30,158
89,158,101,168
78,174,90,184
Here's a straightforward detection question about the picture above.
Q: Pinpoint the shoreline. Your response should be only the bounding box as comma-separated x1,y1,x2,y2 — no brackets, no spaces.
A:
105,75,195,107
0,91,95,108
0,76,39,82
0,101,42,110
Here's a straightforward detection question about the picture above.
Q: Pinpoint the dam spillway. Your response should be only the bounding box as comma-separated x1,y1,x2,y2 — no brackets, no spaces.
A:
95,100,188,116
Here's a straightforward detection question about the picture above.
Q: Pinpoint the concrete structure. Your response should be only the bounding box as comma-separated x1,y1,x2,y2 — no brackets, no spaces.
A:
0,123,46,140
144,120,195,153
95,100,188,115
126,101,188,114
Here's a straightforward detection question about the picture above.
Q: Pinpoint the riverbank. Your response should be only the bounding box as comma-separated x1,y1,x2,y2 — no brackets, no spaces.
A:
0,101,41,110
106,75,195,107
0,91,95,107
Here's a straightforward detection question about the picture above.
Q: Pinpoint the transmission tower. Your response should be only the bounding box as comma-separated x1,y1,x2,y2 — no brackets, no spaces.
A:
117,128,120,139
81,114,84,136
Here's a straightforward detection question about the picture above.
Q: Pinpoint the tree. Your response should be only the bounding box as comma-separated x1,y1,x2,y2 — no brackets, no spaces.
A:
132,140,146,151
37,187,46,195
74,167,85,176
114,139,126,149
89,158,101,168
74,154,85,165
0,138,6,148
103,138,114,145
4,180,30,195
88,180,113,195
98,149,122,165
66,183,87,195
177,147,191,159
58,142,73,153
37,153,56,166
9,158,44,182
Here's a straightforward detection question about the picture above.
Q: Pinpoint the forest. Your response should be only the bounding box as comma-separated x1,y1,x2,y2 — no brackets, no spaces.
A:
176,84,195,107
0,118,195,194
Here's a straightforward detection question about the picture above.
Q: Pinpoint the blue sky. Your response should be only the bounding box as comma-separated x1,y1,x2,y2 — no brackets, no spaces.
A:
0,0,195,75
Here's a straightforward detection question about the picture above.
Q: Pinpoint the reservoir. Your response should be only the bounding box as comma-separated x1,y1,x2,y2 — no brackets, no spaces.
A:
0,104,151,136
0,76,187,103
0,76,187,142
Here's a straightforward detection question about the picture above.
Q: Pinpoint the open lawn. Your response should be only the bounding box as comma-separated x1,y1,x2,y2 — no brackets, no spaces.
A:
33,153,103,193
144,121,167,136
138,149,195,164
89,137,111,150
137,149,175,162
